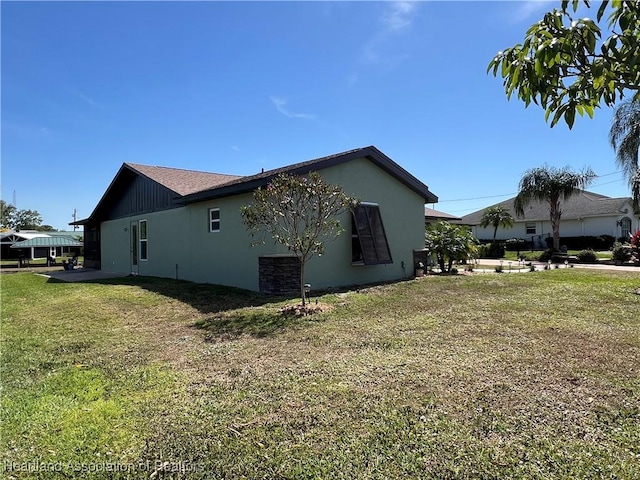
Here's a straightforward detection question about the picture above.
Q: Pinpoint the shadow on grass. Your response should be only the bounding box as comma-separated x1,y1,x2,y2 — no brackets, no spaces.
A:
46,275,314,340
47,275,297,315
193,308,313,341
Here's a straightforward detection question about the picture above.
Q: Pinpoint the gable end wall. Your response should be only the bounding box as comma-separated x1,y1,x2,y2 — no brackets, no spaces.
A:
106,174,177,221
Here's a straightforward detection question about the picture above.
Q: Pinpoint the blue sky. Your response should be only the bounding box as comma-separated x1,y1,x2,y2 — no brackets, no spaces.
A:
1,1,632,230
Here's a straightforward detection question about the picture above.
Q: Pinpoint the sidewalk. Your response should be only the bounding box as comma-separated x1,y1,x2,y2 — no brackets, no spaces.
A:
475,258,640,273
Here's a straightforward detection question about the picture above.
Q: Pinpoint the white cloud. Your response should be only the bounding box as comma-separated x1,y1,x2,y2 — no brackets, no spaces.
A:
69,87,106,110
270,96,316,120
381,1,418,32
351,0,419,82
510,0,556,23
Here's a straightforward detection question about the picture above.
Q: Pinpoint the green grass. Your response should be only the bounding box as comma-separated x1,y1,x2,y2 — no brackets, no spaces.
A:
2,270,639,478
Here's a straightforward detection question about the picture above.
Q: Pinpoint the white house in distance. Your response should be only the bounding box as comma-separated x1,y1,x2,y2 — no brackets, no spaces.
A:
462,191,639,248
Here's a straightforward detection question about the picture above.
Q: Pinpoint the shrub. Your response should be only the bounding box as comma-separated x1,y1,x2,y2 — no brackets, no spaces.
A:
576,249,598,263
612,242,632,263
505,238,529,252
494,265,503,273
478,242,505,258
538,248,555,262
631,230,640,263
477,244,490,258
544,235,616,250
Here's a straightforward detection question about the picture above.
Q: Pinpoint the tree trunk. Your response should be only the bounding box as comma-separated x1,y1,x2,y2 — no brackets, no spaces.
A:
550,199,561,251
493,224,498,241
299,259,306,306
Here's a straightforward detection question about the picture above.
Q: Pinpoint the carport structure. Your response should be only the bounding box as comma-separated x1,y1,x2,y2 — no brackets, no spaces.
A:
10,236,83,260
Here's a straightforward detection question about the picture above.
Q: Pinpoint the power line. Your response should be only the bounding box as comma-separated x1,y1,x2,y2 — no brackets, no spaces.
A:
437,171,624,203
438,193,516,203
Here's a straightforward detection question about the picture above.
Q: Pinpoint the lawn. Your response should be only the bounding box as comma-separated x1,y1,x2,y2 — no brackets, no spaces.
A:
1,270,639,479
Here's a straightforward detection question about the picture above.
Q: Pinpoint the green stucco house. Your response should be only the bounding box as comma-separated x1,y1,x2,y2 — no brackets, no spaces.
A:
74,146,438,293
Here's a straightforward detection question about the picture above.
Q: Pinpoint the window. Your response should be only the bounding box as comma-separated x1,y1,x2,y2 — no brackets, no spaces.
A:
209,208,220,232
525,223,536,235
139,220,148,261
351,203,392,265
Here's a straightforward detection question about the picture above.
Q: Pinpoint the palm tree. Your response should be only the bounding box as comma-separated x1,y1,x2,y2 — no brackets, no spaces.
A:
609,99,640,209
514,165,596,251
480,205,514,241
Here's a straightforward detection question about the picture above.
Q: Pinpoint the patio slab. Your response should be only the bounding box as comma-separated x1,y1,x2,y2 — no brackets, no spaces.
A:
40,268,127,283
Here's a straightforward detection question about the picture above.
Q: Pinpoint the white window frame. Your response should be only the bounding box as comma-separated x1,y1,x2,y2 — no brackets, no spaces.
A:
209,208,220,233
525,223,536,235
139,220,148,261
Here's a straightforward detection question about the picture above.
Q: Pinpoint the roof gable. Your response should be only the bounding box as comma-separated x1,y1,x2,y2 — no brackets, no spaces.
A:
77,146,437,225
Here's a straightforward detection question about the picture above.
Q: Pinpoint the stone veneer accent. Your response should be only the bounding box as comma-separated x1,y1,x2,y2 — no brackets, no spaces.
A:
258,255,301,295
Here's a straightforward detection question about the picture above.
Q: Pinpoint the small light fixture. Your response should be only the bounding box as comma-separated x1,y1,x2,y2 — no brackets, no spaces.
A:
304,283,311,302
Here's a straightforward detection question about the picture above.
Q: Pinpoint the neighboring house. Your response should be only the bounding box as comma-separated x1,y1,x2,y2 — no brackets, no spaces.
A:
462,191,639,248
0,231,83,260
73,146,438,293
0,230,82,260
1,231,49,260
424,207,462,226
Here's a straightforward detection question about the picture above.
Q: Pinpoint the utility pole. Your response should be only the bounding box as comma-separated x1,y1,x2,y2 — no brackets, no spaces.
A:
72,208,78,231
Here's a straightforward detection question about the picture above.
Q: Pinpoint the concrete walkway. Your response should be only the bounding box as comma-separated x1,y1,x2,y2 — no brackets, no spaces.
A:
39,268,127,283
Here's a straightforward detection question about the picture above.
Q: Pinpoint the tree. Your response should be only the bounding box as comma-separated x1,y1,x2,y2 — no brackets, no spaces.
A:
241,172,357,306
609,99,640,208
424,221,477,273
480,205,514,241
0,202,44,231
0,200,16,229
11,209,44,231
487,1,640,129
514,165,596,251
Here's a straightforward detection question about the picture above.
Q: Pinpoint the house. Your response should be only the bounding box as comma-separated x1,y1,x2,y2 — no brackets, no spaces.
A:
73,146,438,293
424,207,461,226
0,230,83,260
462,191,639,248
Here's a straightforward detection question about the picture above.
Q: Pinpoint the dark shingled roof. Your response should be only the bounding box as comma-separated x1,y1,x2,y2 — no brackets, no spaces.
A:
73,146,437,225
461,191,633,225
179,145,437,204
126,163,241,196
424,207,461,221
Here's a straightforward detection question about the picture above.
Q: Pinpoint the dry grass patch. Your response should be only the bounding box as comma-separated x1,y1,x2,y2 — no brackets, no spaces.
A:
1,270,639,479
